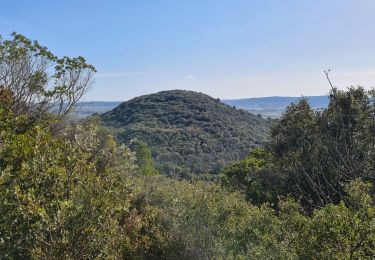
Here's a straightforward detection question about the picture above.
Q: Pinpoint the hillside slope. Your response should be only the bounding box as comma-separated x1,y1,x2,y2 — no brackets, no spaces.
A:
100,90,272,175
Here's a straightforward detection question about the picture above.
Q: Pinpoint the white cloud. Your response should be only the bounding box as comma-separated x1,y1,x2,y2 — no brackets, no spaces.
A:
185,75,196,79
334,69,375,77
95,71,144,78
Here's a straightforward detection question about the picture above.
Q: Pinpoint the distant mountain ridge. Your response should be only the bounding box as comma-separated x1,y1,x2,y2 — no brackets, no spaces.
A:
75,95,329,118
99,90,272,176
223,95,329,118
74,101,122,118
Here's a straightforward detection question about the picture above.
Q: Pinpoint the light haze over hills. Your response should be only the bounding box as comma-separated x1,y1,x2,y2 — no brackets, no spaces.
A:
1,1,375,100
75,93,329,118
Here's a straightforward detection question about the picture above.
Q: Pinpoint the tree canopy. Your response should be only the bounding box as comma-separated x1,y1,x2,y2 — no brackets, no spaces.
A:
222,86,375,210
0,32,95,119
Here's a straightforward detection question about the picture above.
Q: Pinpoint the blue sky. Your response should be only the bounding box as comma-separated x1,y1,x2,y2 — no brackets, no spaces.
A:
1,0,375,100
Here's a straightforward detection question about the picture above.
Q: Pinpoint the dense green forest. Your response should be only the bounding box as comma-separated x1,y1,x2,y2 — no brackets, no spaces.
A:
100,90,272,176
1,34,375,259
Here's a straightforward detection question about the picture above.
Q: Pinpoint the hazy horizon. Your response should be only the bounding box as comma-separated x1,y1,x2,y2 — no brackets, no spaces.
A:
78,91,329,102
2,0,375,101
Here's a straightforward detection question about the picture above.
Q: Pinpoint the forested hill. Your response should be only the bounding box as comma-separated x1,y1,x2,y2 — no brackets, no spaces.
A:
100,90,272,176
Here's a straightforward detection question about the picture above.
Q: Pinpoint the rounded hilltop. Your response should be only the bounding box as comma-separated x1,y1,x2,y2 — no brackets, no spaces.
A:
100,89,272,176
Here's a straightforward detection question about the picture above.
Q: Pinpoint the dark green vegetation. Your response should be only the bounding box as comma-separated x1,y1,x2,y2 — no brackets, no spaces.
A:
1,34,375,259
100,90,272,176
224,87,375,210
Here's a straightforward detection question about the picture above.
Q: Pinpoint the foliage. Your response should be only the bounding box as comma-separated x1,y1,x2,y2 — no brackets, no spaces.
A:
270,87,375,208
0,32,95,119
116,176,375,259
118,175,291,259
100,90,272,176
282,180,375,258
0,112,137,258
220,148,277,204
134,142,159,175
222,87,375,211
0,33,132,258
